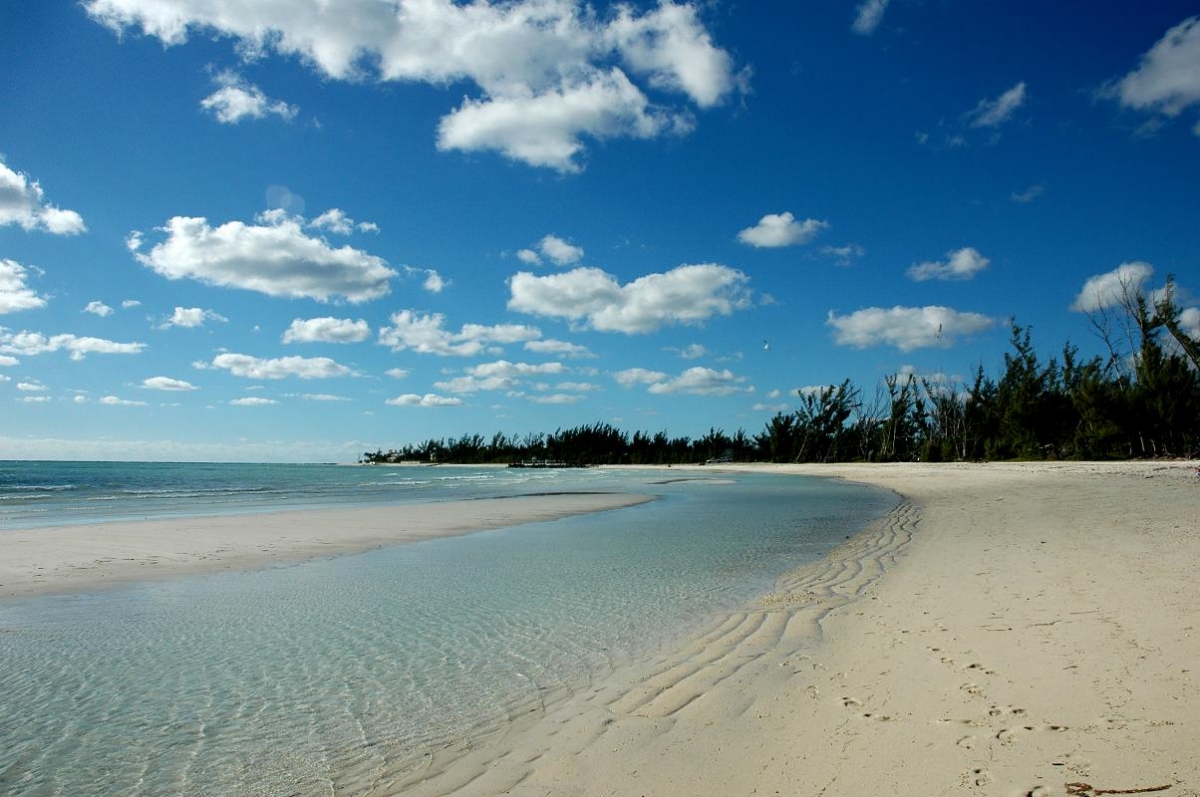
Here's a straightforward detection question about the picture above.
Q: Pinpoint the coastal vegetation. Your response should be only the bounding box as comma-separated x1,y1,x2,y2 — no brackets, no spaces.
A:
364,282,1200,465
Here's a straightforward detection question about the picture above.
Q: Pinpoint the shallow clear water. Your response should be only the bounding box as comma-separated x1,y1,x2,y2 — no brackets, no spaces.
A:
0,465,894,796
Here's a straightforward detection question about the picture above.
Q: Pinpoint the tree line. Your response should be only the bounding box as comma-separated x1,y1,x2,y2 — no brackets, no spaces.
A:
363,279,1199,465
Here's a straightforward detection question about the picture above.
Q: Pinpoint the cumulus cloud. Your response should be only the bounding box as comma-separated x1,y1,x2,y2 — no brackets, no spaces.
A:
437,68,689,173
129,211,396,303
403,266,449,293
1070,262,1155,313
207,353,353,379
201,70,297,123
386,393,463,407
826,306,996,351
1103,16,1200,133
508,263,751,334
0,329,145,360
967,82,1027,128
613,365,751,396
282,317,370,344
143,376,197,391
85,0,741,172
1,260,49,314
17,380,47,392
521,234,584,266
435,359,566,393
907,247,991,282
851,0,890,35
308,208,377,235
737,212,829,248
0,158,87,235
379,310,541,356
385,367,411,379
83,300,113,317
161,306,228,329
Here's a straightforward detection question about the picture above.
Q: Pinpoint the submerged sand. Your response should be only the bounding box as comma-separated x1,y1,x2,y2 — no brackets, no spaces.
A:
4,461,1198,796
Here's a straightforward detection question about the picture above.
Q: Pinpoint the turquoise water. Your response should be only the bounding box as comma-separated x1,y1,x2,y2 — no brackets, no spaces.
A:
0,463,894,796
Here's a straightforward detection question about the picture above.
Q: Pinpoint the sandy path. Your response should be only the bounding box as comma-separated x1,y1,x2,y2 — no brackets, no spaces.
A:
382,461,1199,797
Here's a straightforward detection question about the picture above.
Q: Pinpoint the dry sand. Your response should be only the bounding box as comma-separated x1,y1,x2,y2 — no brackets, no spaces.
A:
0,492,654,599
385,461,1199,797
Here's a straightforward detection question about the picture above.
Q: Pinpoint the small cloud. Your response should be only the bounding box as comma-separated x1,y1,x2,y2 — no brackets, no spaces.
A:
1,259,49,313
17,380,47,392
230,396,278,406
516,249,542,266
820,244,866,266
386,393,463,407
851,0,890,35
967,82,1027,128
84,300,114,317
208,352,353,379
677,343,709,360
907,247,991,282
282,317,370,344
122,299,142,309
827,305,996,351
142,376,198,391
1011,184,1045,204
161,306,228,329
100,395,149,406
527,393,585,404
737,212,829,248
19,395,52,403
201,70,297,124
308,208,377,235
385,367,411,379
524,339,595,358
1070,262,1155,313
1101,17,1200,135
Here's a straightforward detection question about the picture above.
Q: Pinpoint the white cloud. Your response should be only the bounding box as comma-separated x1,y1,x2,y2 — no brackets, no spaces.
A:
436,359,566,394
555,381,599,391
385,367,411,379
1180,306,1200,337
84,300,114,317
820,244,865,266
851,0,890,35
282,317,370,344
528,393,585,404
86,0,741,172
967,82,1027,128
1070,262,1155,313
201,70,297,124
402,266,449,293
230,397,277,406
517,248,542,266
208,353,353,379
538,234,584,266
524,338,594,358
0,329,145,360
379,310,541,356
678,343,709,359
826,306,996,351
130,211,396,303
438,68,688,173
308,208,377,235
19,396,52,404
1011,184,1045,204
1105,16,1200,129
0,158,86,235
753,402,791,413
161,306,228,329
142,376,197,391
1,260,49,314
0,355,18,366
386,393,463,407
614,366,750,396
508,263,751,334
737,212,829,248
17,380,47,392
907,247,991,282
289,393,351,402
122,299,142,309
100,395,149,406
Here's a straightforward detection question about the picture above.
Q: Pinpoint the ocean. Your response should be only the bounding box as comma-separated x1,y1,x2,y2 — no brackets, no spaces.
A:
0,461,895,796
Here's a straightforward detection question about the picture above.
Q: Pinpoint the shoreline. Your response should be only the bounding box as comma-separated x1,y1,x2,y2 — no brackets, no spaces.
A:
391,460,1199,797
0,492,655,599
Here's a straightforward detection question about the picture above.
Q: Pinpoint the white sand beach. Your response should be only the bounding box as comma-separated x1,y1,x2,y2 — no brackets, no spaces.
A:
3,461,1198,796
388,461,1200,797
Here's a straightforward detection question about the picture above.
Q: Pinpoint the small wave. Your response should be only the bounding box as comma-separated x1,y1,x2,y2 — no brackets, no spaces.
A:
0,484,76,493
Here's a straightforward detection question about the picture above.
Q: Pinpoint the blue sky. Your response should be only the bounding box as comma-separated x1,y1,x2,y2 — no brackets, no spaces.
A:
2,1,1198,462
